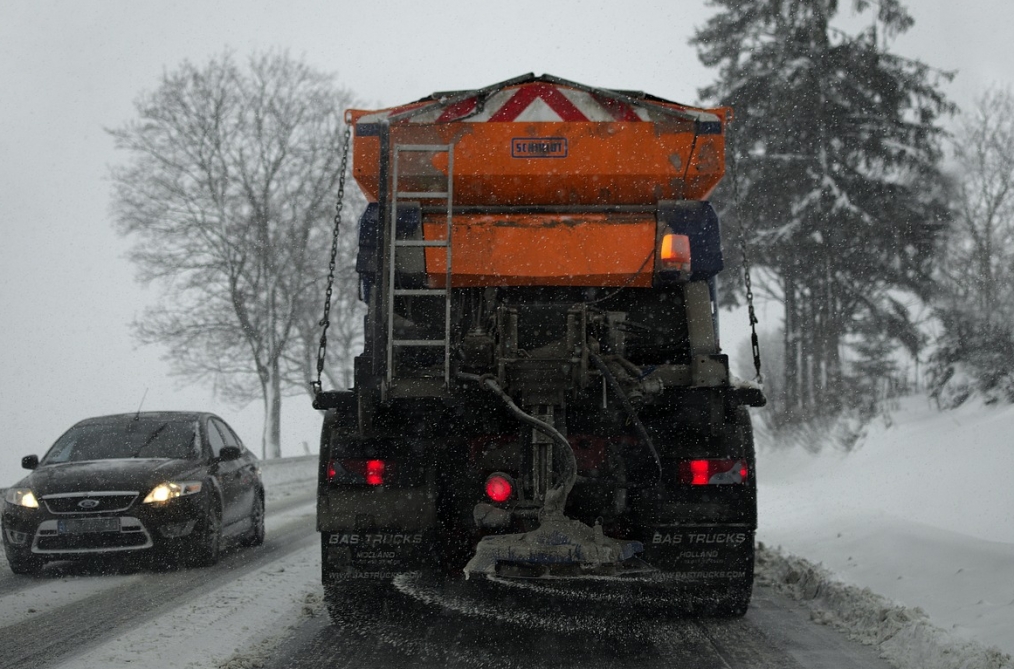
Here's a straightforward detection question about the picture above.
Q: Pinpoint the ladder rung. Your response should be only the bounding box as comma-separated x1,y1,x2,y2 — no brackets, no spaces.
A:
392,339,447,347
396,144,452,152
387,142,453,388
397,191,449,199
394,288,448,296
395,239,448,247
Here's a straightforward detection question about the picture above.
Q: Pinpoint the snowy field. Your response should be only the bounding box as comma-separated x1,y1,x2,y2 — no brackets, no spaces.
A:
7,397,1010,668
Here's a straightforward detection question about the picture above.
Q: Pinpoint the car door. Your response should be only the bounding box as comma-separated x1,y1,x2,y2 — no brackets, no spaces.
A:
206,418,244,528
214,418,257,521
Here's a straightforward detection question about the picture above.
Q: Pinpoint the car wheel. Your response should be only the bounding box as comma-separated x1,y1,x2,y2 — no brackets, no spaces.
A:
6,551,44,576
240,492,265,547
185,497,222,568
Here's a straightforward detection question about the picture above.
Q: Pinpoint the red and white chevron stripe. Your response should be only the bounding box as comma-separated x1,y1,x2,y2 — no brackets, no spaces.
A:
358,82,716,125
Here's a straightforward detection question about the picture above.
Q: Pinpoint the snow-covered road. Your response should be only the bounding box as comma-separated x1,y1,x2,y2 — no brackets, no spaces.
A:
3,397,1013,669
0,459,320,669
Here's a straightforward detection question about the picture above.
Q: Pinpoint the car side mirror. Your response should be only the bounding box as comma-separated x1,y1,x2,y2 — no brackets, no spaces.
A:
218,446,242,462
22,455,39,470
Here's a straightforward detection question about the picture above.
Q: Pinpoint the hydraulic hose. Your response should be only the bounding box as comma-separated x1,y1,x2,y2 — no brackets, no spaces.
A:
457,372,577,512
588,352,663,485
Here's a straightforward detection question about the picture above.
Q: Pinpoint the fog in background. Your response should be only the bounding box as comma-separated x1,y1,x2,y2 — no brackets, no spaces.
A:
1,0,1010,484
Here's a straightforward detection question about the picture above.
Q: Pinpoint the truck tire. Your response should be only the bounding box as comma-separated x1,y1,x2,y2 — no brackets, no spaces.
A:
711,406,757,617
709,539,755,618
320,398,375,627
435,449,476,577
322,560,392,629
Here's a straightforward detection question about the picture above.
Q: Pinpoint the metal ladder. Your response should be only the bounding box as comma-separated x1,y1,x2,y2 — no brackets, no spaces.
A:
385,144,454,387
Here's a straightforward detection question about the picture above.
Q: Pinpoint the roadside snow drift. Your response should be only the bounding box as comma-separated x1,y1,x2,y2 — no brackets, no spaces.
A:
757,394,1014,665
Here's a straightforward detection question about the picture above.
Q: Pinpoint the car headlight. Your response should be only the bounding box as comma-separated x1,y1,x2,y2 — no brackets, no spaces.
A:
143,481,203,504
5,488,39,509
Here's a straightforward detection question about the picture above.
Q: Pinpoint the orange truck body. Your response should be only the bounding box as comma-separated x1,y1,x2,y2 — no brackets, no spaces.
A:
347,76,729,288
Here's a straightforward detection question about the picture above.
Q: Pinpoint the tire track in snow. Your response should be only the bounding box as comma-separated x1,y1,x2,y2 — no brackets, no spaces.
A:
268,573,891,669
0,495,316,669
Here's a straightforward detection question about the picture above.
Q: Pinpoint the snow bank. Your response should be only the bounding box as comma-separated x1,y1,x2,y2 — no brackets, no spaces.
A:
756,543,1013,669
259,455,316,489
259,455,316,505
757,393,1014,663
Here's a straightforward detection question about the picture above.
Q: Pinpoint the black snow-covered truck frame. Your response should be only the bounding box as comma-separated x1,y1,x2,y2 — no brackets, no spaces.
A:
313,74,764,617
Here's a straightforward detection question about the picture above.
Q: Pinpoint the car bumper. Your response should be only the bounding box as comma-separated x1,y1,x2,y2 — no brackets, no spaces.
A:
2,494,209,559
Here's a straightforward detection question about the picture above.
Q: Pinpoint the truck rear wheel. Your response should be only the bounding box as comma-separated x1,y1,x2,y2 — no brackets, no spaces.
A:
708,538,754,617
709,407,757,618
650,406,757,618
322,560,397,629
321,530,399,628
324,579,390,630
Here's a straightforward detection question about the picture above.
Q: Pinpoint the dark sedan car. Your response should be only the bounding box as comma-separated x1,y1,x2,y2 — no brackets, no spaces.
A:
2,411,264,574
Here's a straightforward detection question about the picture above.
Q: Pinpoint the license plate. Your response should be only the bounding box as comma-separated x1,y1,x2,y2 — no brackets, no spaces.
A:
58,518,120,534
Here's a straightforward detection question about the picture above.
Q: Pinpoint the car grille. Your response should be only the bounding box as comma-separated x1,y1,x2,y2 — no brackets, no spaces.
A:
36,532,151,551
42,491,138,514
33,517,153,554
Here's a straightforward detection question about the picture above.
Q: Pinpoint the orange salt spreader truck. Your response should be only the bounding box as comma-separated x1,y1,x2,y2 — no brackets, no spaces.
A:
313,74,765,616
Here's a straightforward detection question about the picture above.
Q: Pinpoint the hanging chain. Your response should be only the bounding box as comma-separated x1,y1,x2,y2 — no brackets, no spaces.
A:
740,226,763,384
312,124,352,397
731,152,763,384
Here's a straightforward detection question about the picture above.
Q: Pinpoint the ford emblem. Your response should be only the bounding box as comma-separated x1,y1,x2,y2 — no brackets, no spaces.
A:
78,499,100,509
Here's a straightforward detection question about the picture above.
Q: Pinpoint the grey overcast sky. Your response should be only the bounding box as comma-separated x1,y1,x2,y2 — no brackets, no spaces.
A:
0,0,1010,482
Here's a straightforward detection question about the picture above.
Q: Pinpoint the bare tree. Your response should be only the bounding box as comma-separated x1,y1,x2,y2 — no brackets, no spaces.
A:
109,51,359,458
941,87,1014,323
930,87,1014,404
285,183,367,395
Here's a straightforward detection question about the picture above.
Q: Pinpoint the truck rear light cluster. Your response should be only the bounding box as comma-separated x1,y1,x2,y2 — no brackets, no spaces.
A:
484,473,514,503
328,459,389,486
678,459,748,485
659,233,692,272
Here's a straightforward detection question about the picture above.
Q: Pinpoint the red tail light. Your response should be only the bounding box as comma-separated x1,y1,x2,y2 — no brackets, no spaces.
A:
484,473,514,503
329,459,389,486
364,460,385,486
678,459,748,485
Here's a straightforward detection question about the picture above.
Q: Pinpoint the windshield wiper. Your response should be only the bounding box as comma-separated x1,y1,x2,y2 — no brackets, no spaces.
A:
128,422,171,458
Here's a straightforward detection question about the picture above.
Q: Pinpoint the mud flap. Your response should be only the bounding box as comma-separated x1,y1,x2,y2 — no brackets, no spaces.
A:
322,529,436,580
640,525,755,583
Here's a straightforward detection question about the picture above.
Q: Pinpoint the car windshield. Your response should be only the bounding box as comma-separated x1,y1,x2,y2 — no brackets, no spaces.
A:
41,419,200,464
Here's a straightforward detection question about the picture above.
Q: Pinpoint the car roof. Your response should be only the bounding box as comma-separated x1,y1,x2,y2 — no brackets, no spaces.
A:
73,411,212,426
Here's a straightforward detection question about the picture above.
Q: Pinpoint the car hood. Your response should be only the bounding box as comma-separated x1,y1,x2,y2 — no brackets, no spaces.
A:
22,459,206,497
